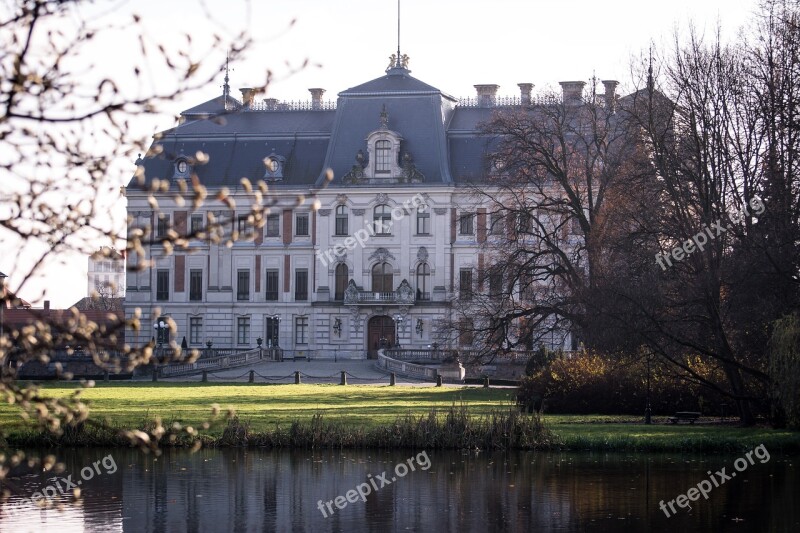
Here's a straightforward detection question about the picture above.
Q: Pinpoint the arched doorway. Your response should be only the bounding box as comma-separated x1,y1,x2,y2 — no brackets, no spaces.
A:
367,315,395,359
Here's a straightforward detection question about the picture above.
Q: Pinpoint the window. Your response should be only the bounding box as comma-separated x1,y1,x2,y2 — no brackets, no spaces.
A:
334,263,348,301
265,270,279,301
237,317,250,345
295,269,308,301
295,213,309,236
373,205,392,235
156,215,169,237
266,214,280,237
335,205,348,236
237,215,251,238
489,213,503,235
518,211,532,233
416,205,430,235
416,262,430,300
237,270,250,301
489,272,503,296
265,316,280,347
459,269,473,301
190,214,204,235
458,319,474,347
375,140,391,173
156,270,169,301
372,262,393,293
295,316,309,345
176,159,188,175
190,317,203,345
189,269,203,301
459,213,474,235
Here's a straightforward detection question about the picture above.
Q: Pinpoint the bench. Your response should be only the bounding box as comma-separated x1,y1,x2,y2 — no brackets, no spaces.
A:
668,411,701,424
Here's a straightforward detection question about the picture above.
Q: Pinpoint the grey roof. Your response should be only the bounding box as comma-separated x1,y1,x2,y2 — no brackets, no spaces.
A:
341,66,446,96
128,67,539,191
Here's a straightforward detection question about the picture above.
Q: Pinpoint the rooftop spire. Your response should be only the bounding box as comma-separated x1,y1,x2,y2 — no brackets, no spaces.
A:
222,52,232,108
647,45,654,94
386,1,410,73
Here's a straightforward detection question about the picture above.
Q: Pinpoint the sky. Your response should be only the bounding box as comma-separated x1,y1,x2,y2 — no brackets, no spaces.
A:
0,0,760,308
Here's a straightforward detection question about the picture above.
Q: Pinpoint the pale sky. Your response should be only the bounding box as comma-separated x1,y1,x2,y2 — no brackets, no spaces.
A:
0,0,759,308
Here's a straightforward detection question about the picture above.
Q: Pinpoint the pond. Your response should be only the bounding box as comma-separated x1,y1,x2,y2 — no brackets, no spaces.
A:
0,447,796,532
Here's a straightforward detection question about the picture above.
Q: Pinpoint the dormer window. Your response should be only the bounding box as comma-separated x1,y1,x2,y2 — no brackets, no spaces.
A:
174,158,190,178
375,140,391,174
263,153,285,180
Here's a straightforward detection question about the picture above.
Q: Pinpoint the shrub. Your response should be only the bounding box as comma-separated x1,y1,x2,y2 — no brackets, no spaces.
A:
519,351,730,415
768,313,800,429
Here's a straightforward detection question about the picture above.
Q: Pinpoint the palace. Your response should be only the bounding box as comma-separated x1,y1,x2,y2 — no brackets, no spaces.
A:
124,58,612,358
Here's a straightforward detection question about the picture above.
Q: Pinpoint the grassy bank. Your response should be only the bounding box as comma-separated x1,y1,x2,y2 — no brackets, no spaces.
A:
1,382,798,452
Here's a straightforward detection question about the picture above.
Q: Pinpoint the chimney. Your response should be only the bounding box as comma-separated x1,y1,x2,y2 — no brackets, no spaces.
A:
263,98,279,111
474,84,500,107
239,88,255,108
559,81,586,105
602,80,619,111
309,88,325,110
517,83,534,105
44,300,50,314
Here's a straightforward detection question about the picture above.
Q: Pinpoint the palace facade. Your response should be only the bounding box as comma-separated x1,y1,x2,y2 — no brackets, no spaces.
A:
124,59,607,358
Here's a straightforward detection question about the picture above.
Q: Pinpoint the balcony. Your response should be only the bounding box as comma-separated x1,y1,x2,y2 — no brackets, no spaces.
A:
343,279,415,305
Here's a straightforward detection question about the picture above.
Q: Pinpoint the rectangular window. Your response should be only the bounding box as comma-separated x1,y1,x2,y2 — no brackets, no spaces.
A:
416,209,430,235
266,214,280,237
518,212,532,233
237,317,250,345
335,212,348,236
237,270,250,301
489,213,503,235
489,273,503,296
375,140,391,173
189,269,203,301
156,270,169,301
459,268,473,301
295,269,308,301
265,270,279,301
295,213,309,236
190,214,204,235
459,213,474,235
156,215,169,237
190,317,203,345
237,215,251,238
295,316,308,345
458,319,474,347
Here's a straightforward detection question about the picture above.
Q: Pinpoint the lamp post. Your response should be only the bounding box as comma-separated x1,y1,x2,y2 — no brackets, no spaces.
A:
394,314,404,348
153,320,168,361
645,350,652,425
0,271,6,342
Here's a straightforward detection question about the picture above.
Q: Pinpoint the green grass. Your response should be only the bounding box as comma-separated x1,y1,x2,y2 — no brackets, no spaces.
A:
1,382,798,452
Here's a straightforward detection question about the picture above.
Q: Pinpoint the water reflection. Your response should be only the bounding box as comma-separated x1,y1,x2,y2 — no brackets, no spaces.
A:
0,448,796,532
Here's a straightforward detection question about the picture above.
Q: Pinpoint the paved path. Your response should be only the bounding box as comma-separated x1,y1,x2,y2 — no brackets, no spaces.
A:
139,359,434,386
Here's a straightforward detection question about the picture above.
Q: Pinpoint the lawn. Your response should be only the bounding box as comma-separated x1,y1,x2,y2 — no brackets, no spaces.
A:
1,382,798,452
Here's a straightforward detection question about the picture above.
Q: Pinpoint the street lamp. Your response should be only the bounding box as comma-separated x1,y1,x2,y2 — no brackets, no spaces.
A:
394,314,404,348
0,271,6,342
645,350,652,425
153,320,168,362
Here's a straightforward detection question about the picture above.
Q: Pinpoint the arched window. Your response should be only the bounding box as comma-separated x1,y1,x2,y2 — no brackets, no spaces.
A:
335,205,348,236
371,262,393,293
334,263,348,301
416,262,430,301
373,204,392,235
375,140,391,174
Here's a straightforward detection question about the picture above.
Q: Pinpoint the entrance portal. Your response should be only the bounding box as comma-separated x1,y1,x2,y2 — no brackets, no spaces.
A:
367,315,395,359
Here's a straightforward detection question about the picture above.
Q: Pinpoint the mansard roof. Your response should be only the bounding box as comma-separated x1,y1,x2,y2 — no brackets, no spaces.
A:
130,65,623,191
